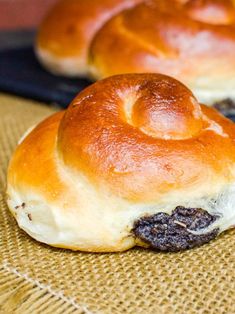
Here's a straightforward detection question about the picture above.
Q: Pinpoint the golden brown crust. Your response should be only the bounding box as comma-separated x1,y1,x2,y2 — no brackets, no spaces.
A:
36,0,142,75
36,0,235,95
9,74,235,202
36,0,235,90
7,73,235,251
58,74,235,202
8,111,66,200
185,0,235,24
89,0,235,84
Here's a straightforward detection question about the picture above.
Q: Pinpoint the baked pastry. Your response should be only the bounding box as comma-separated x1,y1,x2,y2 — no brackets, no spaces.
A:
36,0,235,107
7,74,235,252
36,0,142,77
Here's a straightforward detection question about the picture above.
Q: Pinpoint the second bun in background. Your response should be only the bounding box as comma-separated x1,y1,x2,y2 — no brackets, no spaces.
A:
36,0,235,106
36,0,142,77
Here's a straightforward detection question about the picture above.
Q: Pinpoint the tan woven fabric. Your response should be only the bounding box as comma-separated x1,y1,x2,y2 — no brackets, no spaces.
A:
0,93,235,314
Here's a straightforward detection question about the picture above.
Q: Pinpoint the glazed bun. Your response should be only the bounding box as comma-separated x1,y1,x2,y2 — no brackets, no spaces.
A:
36,0,142,77
7,74,235,252
90,0,235,104
36,0,235,105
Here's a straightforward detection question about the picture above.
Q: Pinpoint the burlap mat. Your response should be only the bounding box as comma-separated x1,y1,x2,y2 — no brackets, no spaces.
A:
0,93,234,314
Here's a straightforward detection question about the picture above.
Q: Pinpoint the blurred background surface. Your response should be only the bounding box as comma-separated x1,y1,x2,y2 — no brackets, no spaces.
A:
0,0,57,30
0,0,90,107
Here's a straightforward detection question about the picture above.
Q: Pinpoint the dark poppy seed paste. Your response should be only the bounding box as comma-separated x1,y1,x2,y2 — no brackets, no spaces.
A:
133,206,219,252
213,98,235,117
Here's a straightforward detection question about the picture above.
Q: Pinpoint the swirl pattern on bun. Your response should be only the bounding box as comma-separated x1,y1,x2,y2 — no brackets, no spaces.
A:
7,74,235,252
36,0,235,104
36,0,142,77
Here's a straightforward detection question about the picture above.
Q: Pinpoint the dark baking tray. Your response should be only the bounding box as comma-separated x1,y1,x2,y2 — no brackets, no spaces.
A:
0,45,91,108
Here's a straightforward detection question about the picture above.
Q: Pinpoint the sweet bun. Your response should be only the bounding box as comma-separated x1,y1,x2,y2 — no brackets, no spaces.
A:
36,0,235,106
36,0,142,77
90,0,235,104
7,74,235,252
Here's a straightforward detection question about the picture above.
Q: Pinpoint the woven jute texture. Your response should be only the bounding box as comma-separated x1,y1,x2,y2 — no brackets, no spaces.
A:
0,93,235,314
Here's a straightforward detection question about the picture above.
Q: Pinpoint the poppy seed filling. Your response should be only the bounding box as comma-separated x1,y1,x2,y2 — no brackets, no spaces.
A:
213,98,235,117
133,206,219,251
